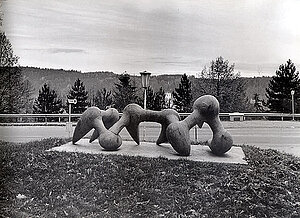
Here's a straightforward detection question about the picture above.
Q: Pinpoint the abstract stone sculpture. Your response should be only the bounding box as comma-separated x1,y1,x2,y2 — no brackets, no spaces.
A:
91,104,181,145
72,95,233,156
72,107,121,150
167,95,233,156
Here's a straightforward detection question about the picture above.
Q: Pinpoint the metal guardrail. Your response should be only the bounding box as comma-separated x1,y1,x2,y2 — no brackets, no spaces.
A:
0,114,80,118
0,112,299,123
0,114,81,123
160,112,300,120
226,112,300,121
0,112,299,142
241,112,300,117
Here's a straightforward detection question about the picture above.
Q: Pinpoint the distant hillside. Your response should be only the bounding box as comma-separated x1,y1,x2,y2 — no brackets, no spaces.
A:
243,77,271,101
21,67,183,99
21,67,271,102
22,67,118,99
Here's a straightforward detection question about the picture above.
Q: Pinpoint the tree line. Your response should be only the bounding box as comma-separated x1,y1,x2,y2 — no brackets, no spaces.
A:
1,32,299,114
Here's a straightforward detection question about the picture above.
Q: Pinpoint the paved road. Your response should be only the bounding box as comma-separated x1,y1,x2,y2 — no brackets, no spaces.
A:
0,121,300,156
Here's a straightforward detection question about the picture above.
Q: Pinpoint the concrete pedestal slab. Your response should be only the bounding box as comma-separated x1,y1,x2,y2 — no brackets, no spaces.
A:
49,139,247,165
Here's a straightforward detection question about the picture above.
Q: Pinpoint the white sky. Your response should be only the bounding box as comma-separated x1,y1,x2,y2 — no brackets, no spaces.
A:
2,0,300,77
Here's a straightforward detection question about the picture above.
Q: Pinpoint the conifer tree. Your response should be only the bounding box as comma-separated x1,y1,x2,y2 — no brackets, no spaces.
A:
67,78,89,113
146,86,156,110
33,83,62,114
145,86,166,111
266,59,300,113
94,88,113,110
113,73,138,111
172,74,192,112
0,32,34,113
153,87,166,111
253,93,265,112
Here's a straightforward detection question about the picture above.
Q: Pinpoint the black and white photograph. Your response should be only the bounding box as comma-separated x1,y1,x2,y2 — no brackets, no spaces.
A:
0,0,300,217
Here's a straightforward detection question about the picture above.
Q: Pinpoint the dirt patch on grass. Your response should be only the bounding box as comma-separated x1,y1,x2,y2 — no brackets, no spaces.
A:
0,138,299,217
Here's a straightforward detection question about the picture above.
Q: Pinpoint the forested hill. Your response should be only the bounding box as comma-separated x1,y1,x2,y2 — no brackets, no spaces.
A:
243,76,271,101
21,67,271,101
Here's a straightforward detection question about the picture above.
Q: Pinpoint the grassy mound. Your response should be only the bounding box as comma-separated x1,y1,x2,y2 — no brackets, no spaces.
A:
0,138,299,217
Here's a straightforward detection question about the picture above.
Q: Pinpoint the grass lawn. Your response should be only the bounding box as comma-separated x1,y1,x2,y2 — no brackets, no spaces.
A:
0,138,300,217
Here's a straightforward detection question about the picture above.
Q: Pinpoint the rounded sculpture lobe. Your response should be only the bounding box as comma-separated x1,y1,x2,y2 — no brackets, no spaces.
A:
166,121,191,156
193,95,219,120
99,130,122,151
208,130,233,156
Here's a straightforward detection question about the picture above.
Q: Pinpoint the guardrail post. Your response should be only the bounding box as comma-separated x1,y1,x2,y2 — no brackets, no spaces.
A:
194,126,198,143
143,124,146,142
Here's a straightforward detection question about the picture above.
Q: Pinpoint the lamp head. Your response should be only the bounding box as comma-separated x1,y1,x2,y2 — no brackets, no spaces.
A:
140,71,151,88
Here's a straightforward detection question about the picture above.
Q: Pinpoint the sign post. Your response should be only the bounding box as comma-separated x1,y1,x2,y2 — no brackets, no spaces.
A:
66,99,77,137
291,90,295,121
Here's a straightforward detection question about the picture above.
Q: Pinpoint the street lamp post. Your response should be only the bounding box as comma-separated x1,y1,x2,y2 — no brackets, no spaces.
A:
140,71,151,141
291,90,295,121
140,71,151,109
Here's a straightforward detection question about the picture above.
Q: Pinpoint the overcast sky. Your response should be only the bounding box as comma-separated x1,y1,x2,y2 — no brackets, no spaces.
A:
2,0,300,77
